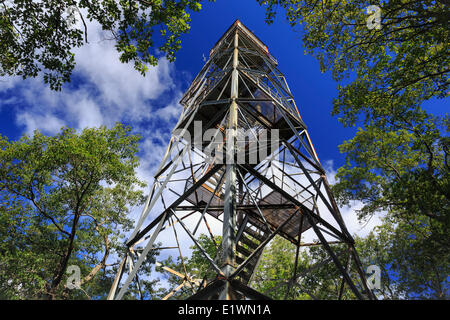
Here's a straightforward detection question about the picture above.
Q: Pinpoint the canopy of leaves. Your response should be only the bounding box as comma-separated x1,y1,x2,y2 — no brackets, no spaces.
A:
156,234,221,300
153,227,449,299
356,215,449,299
257,0,449,233
253,236,363,300
0,123,152,299
254,0,449,300
0,0,209,90
254,228,449,299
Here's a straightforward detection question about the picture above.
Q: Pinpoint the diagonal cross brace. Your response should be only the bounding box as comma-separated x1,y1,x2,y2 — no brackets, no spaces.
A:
240,164,352,243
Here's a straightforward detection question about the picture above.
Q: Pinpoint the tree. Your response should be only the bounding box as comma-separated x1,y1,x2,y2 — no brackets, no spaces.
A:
257,0,449,245
0,0,210,90
157,234,366,300
252,236,365,300
252,227,449,300
252,236,311,300
0,123,155,299
356,216,449,299
255,0,449,300
156,234,221,300
255,219,449,300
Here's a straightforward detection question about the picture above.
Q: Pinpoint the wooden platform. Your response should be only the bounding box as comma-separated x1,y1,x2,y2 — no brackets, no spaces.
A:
184,174,311,244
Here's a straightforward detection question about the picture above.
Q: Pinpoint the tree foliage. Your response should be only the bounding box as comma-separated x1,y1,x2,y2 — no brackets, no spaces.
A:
0,123,154,299
356,216,449,299
156,234,221,300
253,236,363,300
159,235,362,300
257,0,449,260
0,0,210,90
252,236,311,300
254,227,449,300
253,0,449,300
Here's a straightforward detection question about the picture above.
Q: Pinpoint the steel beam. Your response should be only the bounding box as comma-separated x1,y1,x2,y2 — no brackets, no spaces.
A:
219,29,240,300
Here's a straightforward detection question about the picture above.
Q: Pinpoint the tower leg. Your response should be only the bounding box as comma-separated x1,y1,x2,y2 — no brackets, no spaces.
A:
219,29,240,300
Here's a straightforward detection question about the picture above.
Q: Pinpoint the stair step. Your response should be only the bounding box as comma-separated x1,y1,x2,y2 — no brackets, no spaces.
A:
238,270,251,282
239,235,259,250
236,254,259,266
236,244,251,257
243,227,266,242
252,223,271,235
210,172,222,183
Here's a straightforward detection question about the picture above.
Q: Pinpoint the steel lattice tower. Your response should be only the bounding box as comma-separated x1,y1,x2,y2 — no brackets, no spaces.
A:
108,20,376,300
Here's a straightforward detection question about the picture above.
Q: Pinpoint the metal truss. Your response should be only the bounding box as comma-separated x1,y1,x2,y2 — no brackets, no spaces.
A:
108,20,376,300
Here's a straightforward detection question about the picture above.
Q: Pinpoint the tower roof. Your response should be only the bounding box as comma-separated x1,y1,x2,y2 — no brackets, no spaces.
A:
209,20,276,64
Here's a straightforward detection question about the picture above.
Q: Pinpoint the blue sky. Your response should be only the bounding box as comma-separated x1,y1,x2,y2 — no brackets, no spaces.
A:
0,0,445,238
178,1,351,166
0,1,446,170
0,0,352,169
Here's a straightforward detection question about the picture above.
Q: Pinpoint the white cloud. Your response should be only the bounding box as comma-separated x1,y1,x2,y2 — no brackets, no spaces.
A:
71,24,175,122
16,112,66,136
322,159,385,238
0,18,184,189
0,19,181,135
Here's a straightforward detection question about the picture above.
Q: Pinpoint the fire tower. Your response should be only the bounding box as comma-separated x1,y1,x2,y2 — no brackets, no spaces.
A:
108,20,376,300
